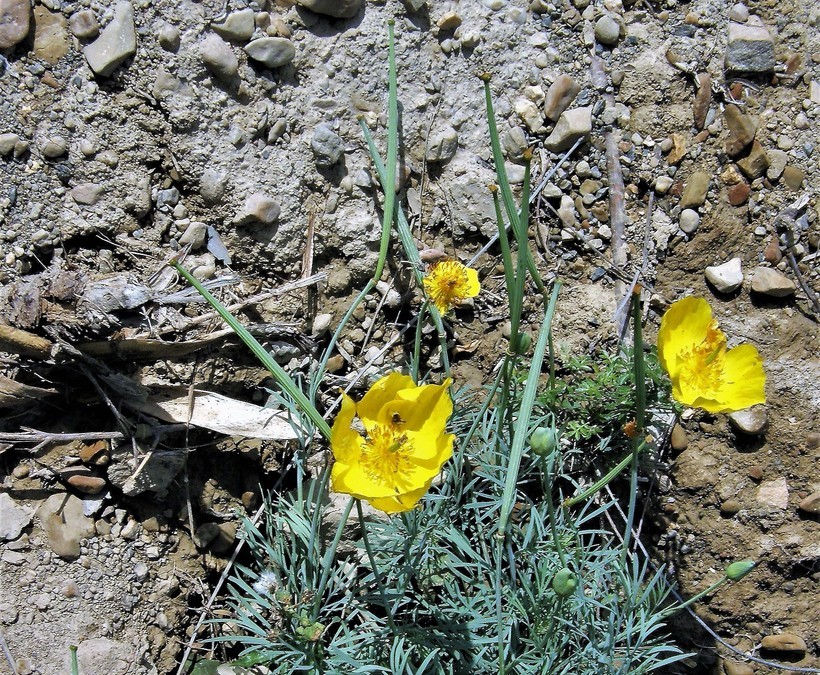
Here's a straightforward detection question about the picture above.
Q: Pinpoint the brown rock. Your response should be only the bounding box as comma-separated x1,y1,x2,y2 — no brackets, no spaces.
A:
723,104,758,157
693,129,710,144
679,171,710,209
68,9,99,39
666,133,686,165
727,181,750,206
670,423,688,451
736,140,769,180
33,6,68,64
544,75,581,122
750,267,796,297
66,474,107,495
79,440,110,466
747,466,763,481
763,236,782,264
761,633,807,655
723,661,754,675
782,165,805,190
693,73,711,130
798,491,820,514
720,499,742,516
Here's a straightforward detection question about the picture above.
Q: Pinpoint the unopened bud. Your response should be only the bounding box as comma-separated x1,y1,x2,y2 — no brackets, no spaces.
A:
530,426,558,457
552,568,578,597
725,560,755,581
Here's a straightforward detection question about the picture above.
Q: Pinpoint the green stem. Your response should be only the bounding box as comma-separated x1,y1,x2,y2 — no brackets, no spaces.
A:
170,261,332,441
661,576,728,618
562,440,648,508
622,288,646,560
356,501,399,636
494,535,507,675
411,299,429,383
312,495,355,620
541,441,566,567
70,645,79,675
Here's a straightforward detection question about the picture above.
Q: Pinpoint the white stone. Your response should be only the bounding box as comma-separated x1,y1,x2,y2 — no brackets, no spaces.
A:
705,257,743,293
544,107,591,152
0,493,32,541
83,1,136,77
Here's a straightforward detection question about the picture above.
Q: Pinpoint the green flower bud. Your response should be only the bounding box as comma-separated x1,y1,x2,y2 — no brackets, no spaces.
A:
725,560,755,581
530,427,558,457
513,332,532,354
295,621,325,642
552,567,578,597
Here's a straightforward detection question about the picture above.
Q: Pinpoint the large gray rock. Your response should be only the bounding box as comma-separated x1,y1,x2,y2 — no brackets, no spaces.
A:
83,1,136,77
311,123,344,168
244,37,295,68
544,107,591,152
211,8,255,41
725,19,775,74
0,493,32,541
0,0,30,50
750,267,795,297
295,0,364,19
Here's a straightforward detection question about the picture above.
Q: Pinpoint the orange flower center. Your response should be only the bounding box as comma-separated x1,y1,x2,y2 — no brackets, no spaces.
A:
360,424,414,487
677,322,727,398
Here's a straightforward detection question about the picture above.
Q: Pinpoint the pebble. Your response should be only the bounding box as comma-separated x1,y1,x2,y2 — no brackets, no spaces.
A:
36,493,95,560
33,7,68,64
211,8,255,41
750,267,796,297
245,36,295,68
727,181,750,206
723,104,757,157
71,183,104,205
425,126,459,163
761,633,807,655
79,440,110,466
311,123,344,168
728,406,767,434
0,0,30,49
654,176,674,194
83,1,137,77
515,98,545,134
679,171,710,209
798,492,820,514
436,11,461,30
736,141,769,180
544,107,591,152
41,136,68,159
158,23,180,52
720,499,742,516
782,165,805,190
311,313,333,336
69,9,99,39
725,19,775,73
594,14,620,46
179,221,208,248
544,74,581,122
756,477,789,510
705,257,743,293
66,474,107,495
766,149,788,181
295,0,363,19
679,209,700,234
0,493,32,541
233,193,280,225
502,126,528,162
670,423,688,451
666,133,686,165
199,168,228,203
728,3,749,22
0,133,21,156
763,236,782,264
200,34,238,81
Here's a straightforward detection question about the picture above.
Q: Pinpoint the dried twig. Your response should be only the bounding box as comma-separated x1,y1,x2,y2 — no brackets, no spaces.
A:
0,428,124,454
0,630,19,675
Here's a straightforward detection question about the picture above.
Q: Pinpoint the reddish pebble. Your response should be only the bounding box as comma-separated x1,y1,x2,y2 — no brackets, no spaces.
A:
748,466,763,481
727,181,750,205
763,236,782,264
693,129,710,143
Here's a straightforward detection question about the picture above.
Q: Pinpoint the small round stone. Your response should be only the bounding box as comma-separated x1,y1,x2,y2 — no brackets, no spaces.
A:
594,15,620,46
41,136,67,158
679,209,700,234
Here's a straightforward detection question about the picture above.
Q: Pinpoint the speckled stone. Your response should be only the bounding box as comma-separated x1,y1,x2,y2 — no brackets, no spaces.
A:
750,267,795,297
728,406,768,435
0,0,31,49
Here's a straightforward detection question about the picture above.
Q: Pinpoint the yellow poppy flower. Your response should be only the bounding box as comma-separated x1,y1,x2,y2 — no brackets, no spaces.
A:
422,259,480,314
657,297,766,413
330,372,455,513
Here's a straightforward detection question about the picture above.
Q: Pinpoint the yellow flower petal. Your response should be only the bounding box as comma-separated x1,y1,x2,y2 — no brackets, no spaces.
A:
329,373,454,513
657,297,766,414
368,482,433,513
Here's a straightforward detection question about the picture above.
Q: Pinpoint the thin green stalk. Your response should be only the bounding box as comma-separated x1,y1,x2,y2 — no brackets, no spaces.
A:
622,288,646,560
540,431,566,567
70,645,79,675
312,495,356,620
562,440,648,508
494,535,507,675
170,260,332,441
411,299,429,382
498,282,561,536
356,501,399,636
490,186,516,295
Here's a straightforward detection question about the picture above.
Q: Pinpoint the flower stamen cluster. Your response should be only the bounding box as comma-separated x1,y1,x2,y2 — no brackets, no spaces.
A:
422,259,480,314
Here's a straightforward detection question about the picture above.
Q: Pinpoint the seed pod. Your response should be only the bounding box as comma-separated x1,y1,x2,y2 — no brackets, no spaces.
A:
530,426,558,456
725,560,755,581
552,568,578,597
